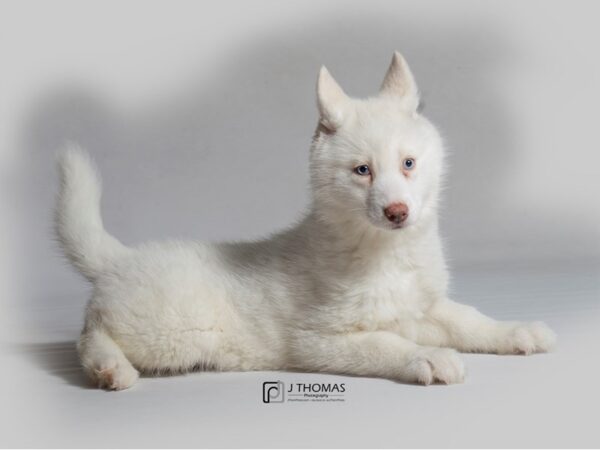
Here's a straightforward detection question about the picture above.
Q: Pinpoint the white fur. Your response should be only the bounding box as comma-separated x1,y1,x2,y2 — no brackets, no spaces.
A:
55,52,556,390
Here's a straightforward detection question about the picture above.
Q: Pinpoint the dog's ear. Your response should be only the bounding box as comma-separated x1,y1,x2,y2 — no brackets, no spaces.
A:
379,51,420,112
317,66,350,131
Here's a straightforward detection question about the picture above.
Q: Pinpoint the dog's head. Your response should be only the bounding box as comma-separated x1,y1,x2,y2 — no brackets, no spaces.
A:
310,52,444,233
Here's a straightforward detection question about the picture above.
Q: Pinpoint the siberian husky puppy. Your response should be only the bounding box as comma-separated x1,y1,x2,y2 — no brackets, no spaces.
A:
56,52,556,390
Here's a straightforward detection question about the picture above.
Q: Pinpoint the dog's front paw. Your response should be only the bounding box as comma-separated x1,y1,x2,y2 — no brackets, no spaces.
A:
505,321,557,355
405,348,465,385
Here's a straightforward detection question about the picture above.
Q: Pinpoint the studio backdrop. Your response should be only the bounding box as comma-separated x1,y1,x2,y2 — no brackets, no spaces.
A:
1,0,599,447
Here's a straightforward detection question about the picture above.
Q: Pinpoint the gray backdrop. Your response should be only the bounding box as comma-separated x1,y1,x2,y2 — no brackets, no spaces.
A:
1,0,599,447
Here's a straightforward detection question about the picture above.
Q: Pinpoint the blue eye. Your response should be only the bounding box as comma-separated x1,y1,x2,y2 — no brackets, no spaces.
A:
354,164,371,176
403,158,415,170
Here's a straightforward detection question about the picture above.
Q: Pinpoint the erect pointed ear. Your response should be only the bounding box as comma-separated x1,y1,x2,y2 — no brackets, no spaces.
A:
379,51,420,112
317,66,350,131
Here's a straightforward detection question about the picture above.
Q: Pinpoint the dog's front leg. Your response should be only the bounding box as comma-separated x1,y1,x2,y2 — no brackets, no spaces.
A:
292,330,464,385
417,299,556,354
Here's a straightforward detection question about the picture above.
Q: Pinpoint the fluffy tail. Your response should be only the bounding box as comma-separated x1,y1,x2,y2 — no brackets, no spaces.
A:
55,145,129,281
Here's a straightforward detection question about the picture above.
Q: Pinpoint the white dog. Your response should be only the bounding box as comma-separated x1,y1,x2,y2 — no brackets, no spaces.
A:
56,52,556,390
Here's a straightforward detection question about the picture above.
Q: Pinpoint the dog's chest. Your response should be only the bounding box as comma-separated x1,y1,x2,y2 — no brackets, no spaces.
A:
340,265,429,331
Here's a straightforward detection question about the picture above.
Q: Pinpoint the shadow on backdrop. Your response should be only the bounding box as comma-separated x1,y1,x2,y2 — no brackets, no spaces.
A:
13,341,91,389
21,13,516,250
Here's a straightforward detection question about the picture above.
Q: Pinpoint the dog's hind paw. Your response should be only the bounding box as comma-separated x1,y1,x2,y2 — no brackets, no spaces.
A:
93,361,139,391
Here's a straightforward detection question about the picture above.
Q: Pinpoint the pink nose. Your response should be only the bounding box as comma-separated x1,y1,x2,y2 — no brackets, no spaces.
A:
384,203,409,224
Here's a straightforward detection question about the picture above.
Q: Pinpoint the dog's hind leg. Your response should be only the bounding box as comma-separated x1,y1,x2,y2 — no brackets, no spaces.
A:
78,328,139,390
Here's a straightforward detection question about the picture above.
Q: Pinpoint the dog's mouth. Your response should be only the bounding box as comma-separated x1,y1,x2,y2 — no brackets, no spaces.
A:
370,220,410,231
389,220,414,231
